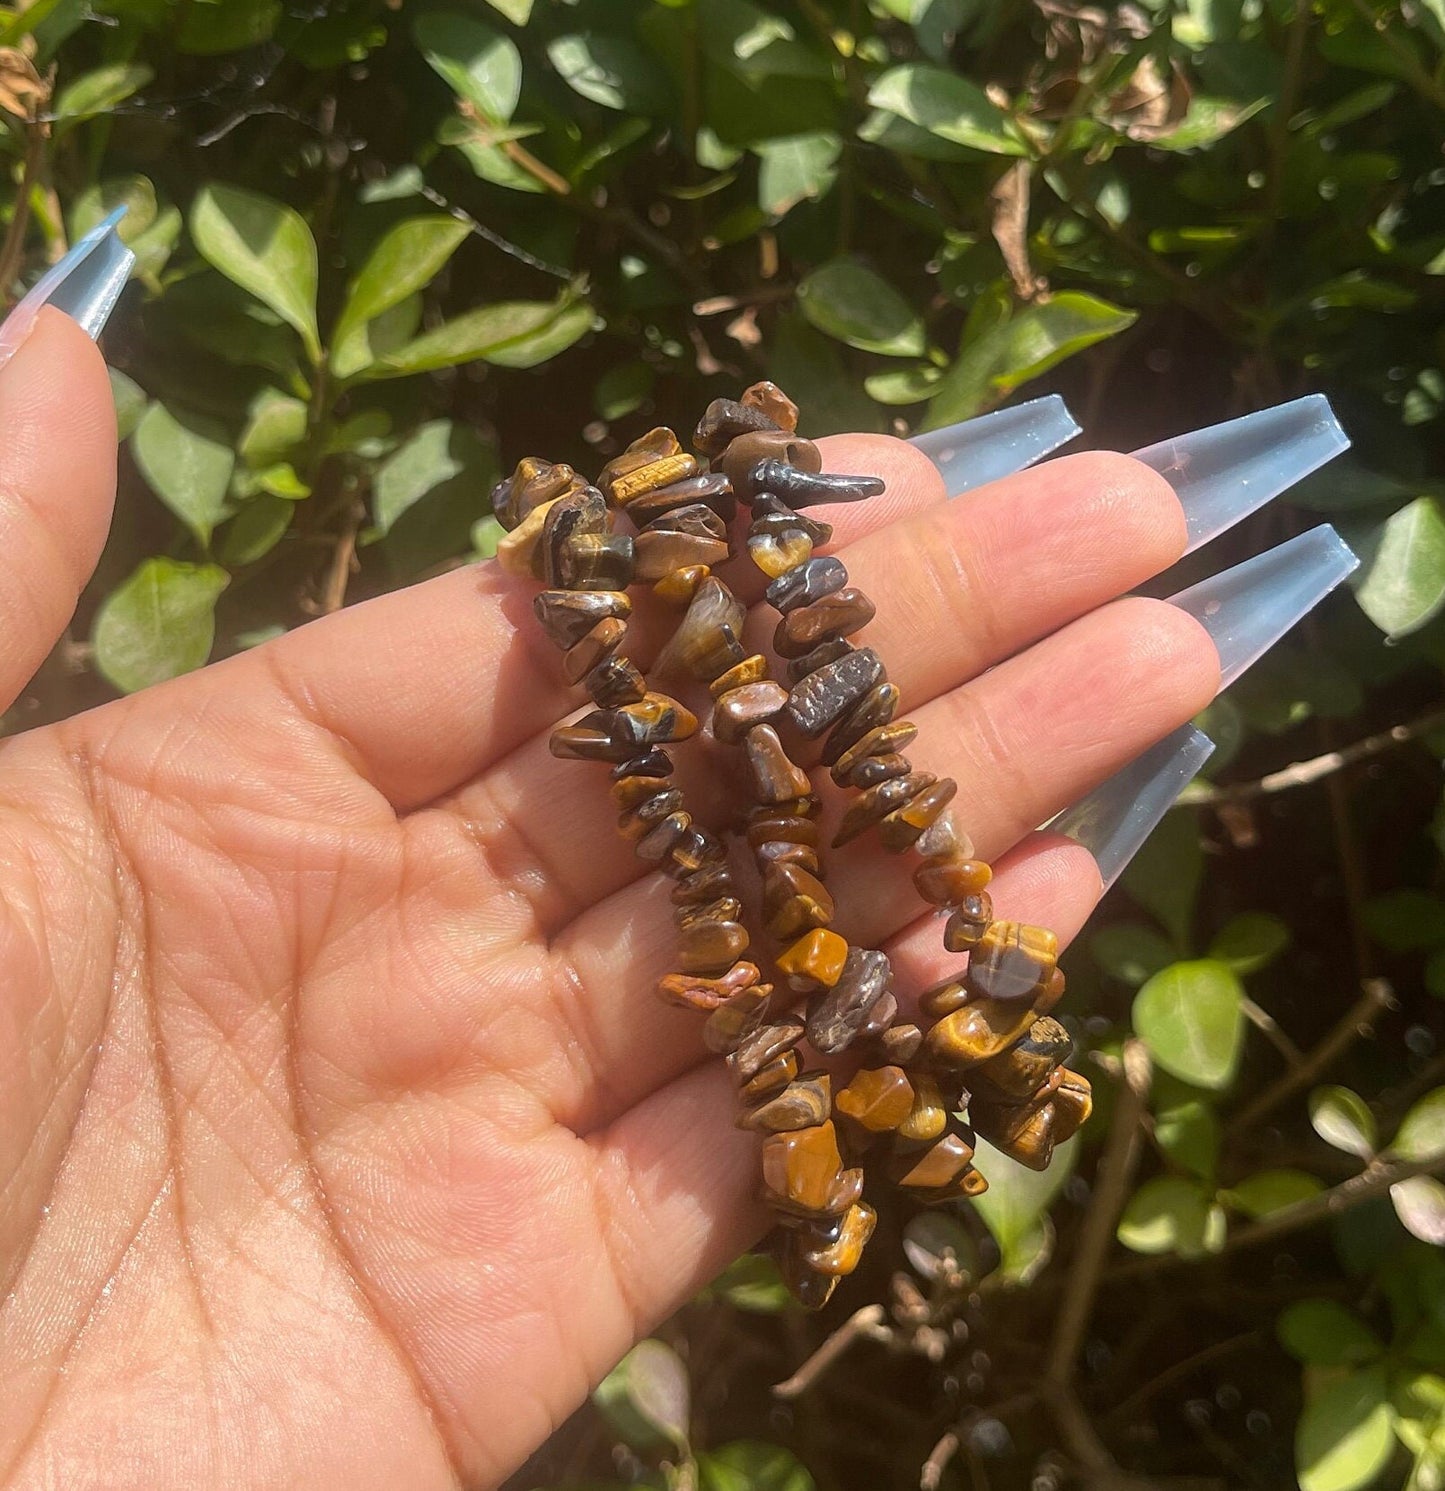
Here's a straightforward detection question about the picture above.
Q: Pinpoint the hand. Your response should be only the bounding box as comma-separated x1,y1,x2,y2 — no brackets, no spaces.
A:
0,308,1215,1490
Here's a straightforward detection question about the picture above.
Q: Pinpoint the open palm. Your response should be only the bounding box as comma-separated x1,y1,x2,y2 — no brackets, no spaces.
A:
0,312,1216,1490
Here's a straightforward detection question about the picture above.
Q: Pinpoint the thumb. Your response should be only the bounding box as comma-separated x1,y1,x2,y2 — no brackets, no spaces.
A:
0,246,128,717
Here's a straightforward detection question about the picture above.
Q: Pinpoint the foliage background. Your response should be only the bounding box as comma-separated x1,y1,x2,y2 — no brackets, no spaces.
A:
3,0,1445,1486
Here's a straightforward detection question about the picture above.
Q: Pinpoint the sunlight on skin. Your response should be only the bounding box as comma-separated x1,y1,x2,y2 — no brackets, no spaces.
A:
0,311,1214,1489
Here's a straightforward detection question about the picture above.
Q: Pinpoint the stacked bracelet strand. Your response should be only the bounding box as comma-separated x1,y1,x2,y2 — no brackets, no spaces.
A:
495,381,1093,1308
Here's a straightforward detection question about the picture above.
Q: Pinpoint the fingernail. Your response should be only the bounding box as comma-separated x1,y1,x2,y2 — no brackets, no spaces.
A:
1169,525,1359,690
0,207,133,371
1049,725,1216,890
1131,396,1350,555
910,395,1082,496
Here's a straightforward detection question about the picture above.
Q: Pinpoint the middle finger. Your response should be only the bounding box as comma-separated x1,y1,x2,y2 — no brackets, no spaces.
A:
432,449,1188,929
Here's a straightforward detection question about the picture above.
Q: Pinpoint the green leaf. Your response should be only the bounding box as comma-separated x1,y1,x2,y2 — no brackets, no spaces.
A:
547,32,671,113
471,515,505,559
190,184,321,364
1149,95,1268,151
1090,924,1176,987
1117,1176,1225,1257
72,175,157,240
1208,912,1291,975
593,1339,689,1454
865,63,1025,155
699,1442,815,1491
971,1136,1076,1282
901,1211,978,1283
1393,1177,1445,1246
176,0,279,53
364,297,592,378
220,495,293,567
237,388,308,471
1133,960,1245,1090
1154,1100,1220,1182
332,215,471,358
594,361,654,421
1396,1090,1445,1162
108,367,147,442
864,363,942,405
1363,889,1445,952
92,559,229,695
371,419,473,538
484,300,595,369
131,402,235,546
415,10,522,122
1223,1169,1325,1219
1310,1086,1378,1160
756,131,842,216
1352,496,1445,639
703,1252,793,1312
768,312,885,436
333,296,422,381
1120,804,1203,950
926,294,1137,426
1296,1367,1396,1491
485,0,532,22
797,258,925,357
53,61,152,130
1279,1300,1385,1367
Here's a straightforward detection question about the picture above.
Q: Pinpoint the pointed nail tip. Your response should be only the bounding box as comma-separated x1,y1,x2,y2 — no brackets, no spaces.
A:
1176,526,1362,691
1049,725,1216,890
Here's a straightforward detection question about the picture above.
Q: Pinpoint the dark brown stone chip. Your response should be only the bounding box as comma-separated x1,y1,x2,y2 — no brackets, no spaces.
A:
785,648,885,738
805,946,892,1055
765,556,849,614
534,589,632,651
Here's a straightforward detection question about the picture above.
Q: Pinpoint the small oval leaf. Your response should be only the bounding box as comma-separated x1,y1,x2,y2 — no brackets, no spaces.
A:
131,401,235,546
1351,495,1445,639
92,558,229,695
593,1339,689,1452
1117,1176,1219,1257
1223,1168,1325,1219
1278,1300,1384,1366
1394,1089,1445,1162
1295,1366,1395,1491
1310,1086,1378,1160
798,258,926,357
1132,959,1245,1090
1392,1175,1445,1245
190,183,320,363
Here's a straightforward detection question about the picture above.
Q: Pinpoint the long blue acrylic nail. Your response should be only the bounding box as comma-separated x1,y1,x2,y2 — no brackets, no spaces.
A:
1049,725,1216,891
47,206,134,338
910,395,1082,497
0,206,133,369
1169,525,1359,690
1132,396,1350,555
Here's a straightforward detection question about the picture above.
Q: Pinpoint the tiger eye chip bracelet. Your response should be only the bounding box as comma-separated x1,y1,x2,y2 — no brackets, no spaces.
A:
494,382,1093,1309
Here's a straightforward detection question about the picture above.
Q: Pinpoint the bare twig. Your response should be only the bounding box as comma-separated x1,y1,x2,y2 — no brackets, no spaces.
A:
1179,708,1445,807
320,499,364,614
1229,977,1395,1134
772,1304,890,1400
1239,995,1305,1069
1045,1041,1152,1385
1102,1331,1262,1428
920,1430,959,1491
1107,1152,1445,1283
1035,1043,1153,1484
